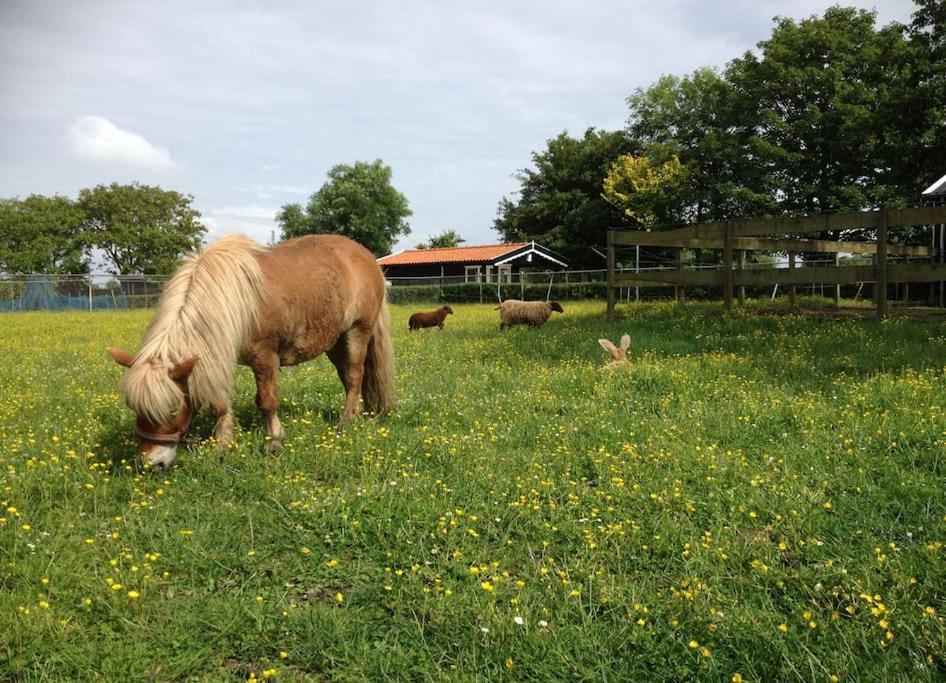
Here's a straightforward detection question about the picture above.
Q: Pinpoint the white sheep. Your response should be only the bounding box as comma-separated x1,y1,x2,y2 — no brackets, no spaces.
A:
495,299,564,330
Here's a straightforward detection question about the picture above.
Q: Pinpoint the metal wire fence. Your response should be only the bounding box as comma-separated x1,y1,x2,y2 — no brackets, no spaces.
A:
381,258,902,305
0,274,171,312
0,256,934,311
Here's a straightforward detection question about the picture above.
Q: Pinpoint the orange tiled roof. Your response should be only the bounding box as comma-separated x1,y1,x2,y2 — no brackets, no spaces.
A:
377,243,527,266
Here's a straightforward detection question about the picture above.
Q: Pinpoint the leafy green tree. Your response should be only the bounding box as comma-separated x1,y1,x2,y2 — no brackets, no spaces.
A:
79,183,206,274
416,230,466,249
626,68,774,222
905,0,946,197
277,159,411,256
275,203,306,238
727,7,913,214
0,194,87,273
493,128,635,268
602,155,687,227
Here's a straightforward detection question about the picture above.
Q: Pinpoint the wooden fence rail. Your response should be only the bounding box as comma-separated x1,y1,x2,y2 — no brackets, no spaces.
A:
607,205,946,320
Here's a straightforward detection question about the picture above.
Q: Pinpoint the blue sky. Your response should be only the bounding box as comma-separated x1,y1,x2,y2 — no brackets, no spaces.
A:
0,0,916,255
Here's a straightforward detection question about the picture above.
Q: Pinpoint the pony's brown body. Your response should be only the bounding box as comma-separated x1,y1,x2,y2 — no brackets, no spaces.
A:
109,234,394,470
242,235,393,444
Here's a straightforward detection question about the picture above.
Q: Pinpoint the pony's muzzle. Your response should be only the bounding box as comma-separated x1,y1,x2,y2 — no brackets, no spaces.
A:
142,444,179,472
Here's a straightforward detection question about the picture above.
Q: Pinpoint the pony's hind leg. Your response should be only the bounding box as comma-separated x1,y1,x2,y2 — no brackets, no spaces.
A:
328,326,371,423
252,353,284,451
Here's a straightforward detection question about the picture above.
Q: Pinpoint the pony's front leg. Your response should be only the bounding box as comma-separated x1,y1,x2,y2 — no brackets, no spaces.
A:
210,398,235,447
252,355,284,451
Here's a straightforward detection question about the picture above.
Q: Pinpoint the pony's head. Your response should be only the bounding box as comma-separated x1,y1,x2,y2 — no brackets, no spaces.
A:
107,347,198,471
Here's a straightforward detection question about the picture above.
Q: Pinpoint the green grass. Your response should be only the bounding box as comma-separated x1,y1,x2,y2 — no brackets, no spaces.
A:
1,300,945,681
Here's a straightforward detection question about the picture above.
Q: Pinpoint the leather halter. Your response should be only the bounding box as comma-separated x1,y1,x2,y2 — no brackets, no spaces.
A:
135,407,193,445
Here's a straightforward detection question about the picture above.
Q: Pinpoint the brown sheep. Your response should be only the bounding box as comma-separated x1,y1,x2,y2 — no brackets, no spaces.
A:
408,305,454,331
495,299,564,330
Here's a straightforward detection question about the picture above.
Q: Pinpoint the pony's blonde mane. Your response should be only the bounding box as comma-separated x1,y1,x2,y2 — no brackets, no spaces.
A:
118,235,266,423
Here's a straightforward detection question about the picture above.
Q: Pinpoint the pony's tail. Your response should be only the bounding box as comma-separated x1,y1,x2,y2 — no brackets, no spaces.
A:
362,298,396,414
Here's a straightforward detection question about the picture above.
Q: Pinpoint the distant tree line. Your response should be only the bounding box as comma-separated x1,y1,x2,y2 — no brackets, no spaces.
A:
0,183,205,275
495,3,946,267
1,159,413,275
1,159,413,274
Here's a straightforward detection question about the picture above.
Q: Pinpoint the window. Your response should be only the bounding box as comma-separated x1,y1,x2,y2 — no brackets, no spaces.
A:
497,264,513,283
464,265,482,283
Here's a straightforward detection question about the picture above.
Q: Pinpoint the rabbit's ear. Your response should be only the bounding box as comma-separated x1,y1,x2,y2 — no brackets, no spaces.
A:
598,339,617,354
620,334,631,351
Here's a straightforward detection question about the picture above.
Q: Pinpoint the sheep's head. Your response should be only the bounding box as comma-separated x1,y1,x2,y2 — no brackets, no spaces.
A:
549,301,564,313
598,334,631,367
442,306,454,315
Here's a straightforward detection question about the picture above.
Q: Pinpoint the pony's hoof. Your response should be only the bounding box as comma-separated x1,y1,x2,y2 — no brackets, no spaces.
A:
263,437,283,453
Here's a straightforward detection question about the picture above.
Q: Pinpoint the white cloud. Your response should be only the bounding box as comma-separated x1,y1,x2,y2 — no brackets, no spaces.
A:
267,184,309,195
203,203,280,244
68,115,174,169
250,184,309,200
213,203,278,220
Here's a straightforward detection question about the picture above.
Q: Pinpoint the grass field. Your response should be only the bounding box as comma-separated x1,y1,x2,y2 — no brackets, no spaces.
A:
2,300,945,681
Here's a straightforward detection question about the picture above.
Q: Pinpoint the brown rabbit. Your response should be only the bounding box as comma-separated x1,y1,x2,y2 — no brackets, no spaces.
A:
598,334,631,367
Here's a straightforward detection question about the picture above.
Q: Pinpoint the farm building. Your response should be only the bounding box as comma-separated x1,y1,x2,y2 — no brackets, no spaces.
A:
377,241,569,284
923,172,946,206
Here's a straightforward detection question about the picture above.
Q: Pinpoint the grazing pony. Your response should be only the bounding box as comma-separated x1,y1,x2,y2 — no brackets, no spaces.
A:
107,234,395,470
408,305,453,331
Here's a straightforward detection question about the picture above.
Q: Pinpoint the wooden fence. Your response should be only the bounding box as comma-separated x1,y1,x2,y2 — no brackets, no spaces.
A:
607,205,946,320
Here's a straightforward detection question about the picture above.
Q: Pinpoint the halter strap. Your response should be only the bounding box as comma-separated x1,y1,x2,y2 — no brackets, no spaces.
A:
135,408,193,445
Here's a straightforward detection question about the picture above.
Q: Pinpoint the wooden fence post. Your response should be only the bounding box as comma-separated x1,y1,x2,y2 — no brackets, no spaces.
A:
834,253,841,307
673,247,684,303
737,249,746,305
722,222,734,310
933,223,946,308
607,230,616,321
876,208,889,319
788,252,797,305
